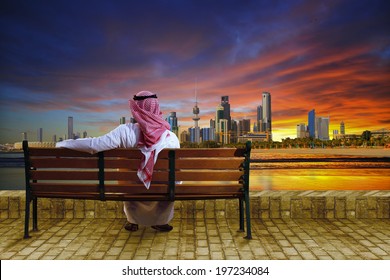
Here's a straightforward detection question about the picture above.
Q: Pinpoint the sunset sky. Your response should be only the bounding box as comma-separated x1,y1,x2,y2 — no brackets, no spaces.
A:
1,0,389,143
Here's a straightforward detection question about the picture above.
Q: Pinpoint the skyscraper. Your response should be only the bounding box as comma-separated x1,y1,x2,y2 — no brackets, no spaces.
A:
316,117,330,140
37,128,43,142
296,123,306,138
220,119,229,144
215,104,224,142
221,96,231,130
120,117,126,124
167,112,178,136
308,109,315,138
256,105,263,132
262,92,272,136
68,116,73,140
238,119,251,136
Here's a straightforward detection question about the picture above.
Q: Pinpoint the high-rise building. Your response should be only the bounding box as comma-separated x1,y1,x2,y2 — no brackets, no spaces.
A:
22,132,27,141
120,117,126,124
262,92,271,134
308,109,315,138
215,104,224,142
68,116,73,140
296,123,306,138
37,128,43,142
167,112,178,136
202,127,212,142
340,121,345,135
220,119,229,144
256,105,263,132
180,130,189,143
316,117,330,140
238,119,251,136
221,96,232,130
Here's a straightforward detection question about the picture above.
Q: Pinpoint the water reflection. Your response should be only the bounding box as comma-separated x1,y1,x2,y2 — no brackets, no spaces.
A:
250,169,390,191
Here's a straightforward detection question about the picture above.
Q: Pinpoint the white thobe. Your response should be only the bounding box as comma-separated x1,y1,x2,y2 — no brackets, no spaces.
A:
56,123,180,226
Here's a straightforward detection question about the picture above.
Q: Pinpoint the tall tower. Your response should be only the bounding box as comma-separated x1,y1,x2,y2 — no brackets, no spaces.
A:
120,117,126,124
262,92,271,133
68,116,74,140
308,109,315,138
192,86,200,143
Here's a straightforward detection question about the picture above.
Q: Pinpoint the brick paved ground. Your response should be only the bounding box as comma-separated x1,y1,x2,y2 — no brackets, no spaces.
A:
1,217,389,260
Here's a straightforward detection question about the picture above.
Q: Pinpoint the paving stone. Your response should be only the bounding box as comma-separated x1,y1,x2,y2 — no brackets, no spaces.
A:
1,216,390,260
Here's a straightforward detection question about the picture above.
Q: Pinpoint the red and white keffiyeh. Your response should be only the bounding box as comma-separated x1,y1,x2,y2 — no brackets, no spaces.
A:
129,91,171,189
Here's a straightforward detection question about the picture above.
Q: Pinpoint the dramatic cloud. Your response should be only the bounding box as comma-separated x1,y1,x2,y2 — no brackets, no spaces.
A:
0,0,389,142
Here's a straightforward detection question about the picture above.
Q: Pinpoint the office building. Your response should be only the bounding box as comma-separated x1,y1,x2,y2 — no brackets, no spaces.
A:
262,92,271,133
340,121,345,135
316,117,330,141
180,130,189,143
256,105,262,132
37,128,43,142
221,96,232,130
167,112,178,136
215,104,224,142
296,123,306,138
308,109,315,138
238,119,251,136
120,117,126,124
219,119,229,144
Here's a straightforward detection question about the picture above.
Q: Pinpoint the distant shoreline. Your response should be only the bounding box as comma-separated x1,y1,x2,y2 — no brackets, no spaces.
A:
252,147,390,157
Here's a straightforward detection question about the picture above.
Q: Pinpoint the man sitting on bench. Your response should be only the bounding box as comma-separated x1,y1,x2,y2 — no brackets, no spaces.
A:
56,91,180,232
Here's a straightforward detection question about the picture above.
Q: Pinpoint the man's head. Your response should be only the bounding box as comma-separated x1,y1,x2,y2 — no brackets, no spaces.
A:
130,91,161,117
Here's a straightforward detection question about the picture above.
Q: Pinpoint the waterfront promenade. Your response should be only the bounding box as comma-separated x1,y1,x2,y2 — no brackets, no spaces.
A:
1,190,389,260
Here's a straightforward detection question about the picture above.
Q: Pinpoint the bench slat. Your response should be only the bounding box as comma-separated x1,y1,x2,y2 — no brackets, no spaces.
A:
29,148,96,157
30,158,169,169
176,171,243,181
30,170,99,180
104,149,169,158
105,171,169,181
175,158,243,169
105,159,169,169
30,158,99,168
175,148,245,157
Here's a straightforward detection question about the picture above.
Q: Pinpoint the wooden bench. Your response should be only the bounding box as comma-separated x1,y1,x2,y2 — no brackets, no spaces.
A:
22,140,252,239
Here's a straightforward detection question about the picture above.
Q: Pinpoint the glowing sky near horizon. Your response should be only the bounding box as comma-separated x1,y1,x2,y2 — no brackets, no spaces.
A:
1,0,389,143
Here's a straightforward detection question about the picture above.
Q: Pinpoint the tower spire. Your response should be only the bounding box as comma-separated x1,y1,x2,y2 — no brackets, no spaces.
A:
192,79,200,143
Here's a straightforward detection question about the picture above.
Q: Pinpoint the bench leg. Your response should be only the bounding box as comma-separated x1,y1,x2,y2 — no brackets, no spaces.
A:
244,192,252,239
24,197,31,239
33,197,38,231
238,198,244,232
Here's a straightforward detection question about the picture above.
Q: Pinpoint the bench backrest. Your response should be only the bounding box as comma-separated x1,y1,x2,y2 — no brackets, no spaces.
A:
23,141,251,201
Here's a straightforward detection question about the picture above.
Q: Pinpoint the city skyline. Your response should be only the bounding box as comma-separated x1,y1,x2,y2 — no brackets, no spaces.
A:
1,1,390,143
